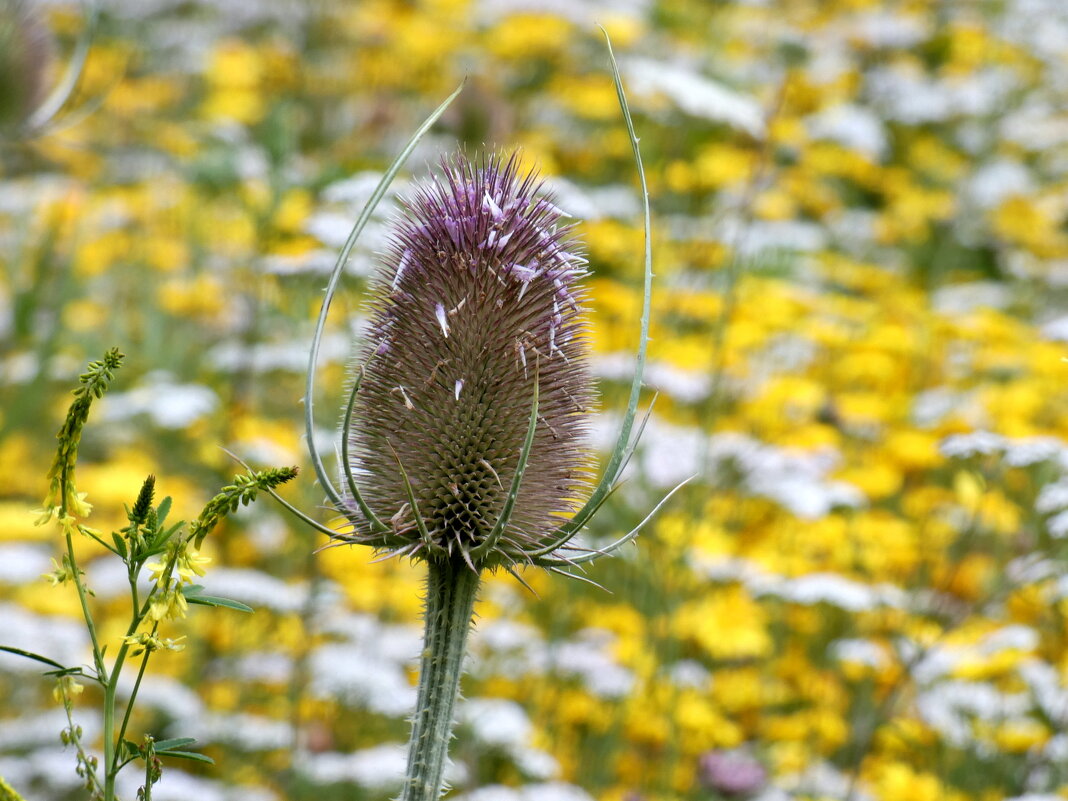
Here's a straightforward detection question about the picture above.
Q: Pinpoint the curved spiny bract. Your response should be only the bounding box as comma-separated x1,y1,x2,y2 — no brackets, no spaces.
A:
343,154,595,569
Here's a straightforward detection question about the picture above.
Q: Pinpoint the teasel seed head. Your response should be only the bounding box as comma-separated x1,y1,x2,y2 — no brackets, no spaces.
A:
0,0,53,129
341,153,594,569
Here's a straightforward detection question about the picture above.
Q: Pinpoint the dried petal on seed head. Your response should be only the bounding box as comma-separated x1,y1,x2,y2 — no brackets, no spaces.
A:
435,303,450,338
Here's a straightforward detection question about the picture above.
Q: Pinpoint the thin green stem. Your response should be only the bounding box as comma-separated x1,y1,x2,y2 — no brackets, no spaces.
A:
143,749,155,801
103,680,118,799
103,606,147,795
63,530,106,682
400,559,481,801
115,629,156,760
128,564,141,613
61,693,105,798
104,550,179,797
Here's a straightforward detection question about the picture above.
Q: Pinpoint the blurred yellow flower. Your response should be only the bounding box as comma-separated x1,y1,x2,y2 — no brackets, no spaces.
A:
883,429,942,472
835,460,902,500
486,14,573,60
202,39,266,125
992,196,1068,256
552,75,619,121
869,761,945,801
674,587,772,661
991,719,1050,753
158,275,228,318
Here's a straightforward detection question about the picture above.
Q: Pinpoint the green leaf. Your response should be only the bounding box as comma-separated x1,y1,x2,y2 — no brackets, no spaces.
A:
155,496,172,527
112,532,128,559
340,365,388,532
546,29,654,542
42,666,89,679
184,587,254,614
151,737,196,752
150,521,183,551
81,527,118,555
0,646,66,670
140,543,169,559
186,595,254,613
121,738,142,758
156,749,214,765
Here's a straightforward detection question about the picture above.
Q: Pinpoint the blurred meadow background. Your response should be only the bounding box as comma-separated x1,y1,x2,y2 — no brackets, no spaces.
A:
3,0,1068,799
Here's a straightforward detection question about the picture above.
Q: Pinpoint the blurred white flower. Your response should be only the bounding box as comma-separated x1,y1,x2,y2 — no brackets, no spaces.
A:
754,573,905,613
117,767,278,801
808,103,887,159
101,371,218,429
626,57,765,136
551,629,635,698
198,568,308,613
453,782,594,801
831,639,889,669
177,711,293,751
0,604,88,674
309,642,416,716
298,744,410,790
0,543,51,584
940,431,1008,458
966,160,1034,209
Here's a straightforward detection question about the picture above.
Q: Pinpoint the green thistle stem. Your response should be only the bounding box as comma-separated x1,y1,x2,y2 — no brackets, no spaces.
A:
400,558,481,801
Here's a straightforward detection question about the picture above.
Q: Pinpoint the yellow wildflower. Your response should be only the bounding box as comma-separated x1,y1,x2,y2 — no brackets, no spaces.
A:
148,588,188,622
993,719,1051,753
122,632,187,657
42,558,74,587
176,544,211,584
145,560,168,588
52,675,83,704
674,587,772,661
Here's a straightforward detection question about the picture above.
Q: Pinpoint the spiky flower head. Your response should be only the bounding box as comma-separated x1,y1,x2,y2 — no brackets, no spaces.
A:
341,154,594,569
